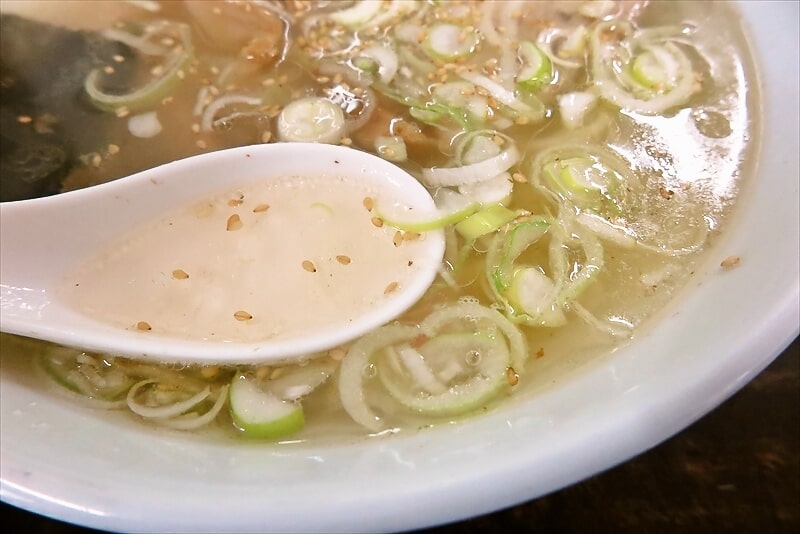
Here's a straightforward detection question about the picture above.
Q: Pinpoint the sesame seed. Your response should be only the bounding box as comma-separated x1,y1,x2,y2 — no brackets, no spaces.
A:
112,54,125,63
506,366,519,386
328,348,347,361
196,139,208,149
384,281,399,294
107,144,120,155
136,321,152,331
261,131,273,143
336,255,351,265
302,260,317,272
233,310,253,321
253,203,270,213
226,214,243,231
371,216,384,228
720,255,741,269
17,115,32,124
393,231,403,247
362,197,375,211
172,269,189,279
200,366,220,379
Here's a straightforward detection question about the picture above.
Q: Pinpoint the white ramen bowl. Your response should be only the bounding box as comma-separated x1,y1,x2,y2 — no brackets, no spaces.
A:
1,2,798,532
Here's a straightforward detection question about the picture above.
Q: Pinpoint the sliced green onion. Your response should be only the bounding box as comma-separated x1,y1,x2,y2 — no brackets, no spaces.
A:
374,135,408,162
40,351,133,402
377,188,479,232
85,22,193,112
557,91,598,129
516,41,553,90
458,70,545,123
354,45,399,84
420,301,528,372
229,374,305,438
457,173,514,205
590,20,698,114
377,333,511,416
329,0,384,29
630,48,673,89
276,97,346,143
533,146,632,215
262,359,337,401
126,379,210,419
338,324,421,432
424,24,480,61
422,145,520,187
455,204,517,240
507,268,566,326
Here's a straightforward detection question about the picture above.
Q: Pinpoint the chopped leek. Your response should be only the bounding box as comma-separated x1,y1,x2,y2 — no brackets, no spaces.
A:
422,145,520,187
424,24,480,61
276,97,346,143
374,135,407,162
590,20,698,114
229,374,305,439
516,41,553,90
455,204,518,240
533,146,633,215
507,268,566,325
377,188,478,232
377,333,511,416
85,22,194,112
329,0,384,29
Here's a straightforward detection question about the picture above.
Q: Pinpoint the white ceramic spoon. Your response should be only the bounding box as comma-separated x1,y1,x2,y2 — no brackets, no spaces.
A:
0,143,445,365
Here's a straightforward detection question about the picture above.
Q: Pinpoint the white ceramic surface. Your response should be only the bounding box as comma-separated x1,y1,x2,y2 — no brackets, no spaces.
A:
0,143,444,365
1,2,798,533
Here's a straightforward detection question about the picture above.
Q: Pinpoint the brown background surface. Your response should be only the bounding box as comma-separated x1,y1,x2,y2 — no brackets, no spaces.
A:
2,336,798,533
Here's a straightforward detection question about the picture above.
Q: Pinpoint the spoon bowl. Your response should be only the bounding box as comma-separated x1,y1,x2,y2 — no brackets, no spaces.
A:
0,143,445,364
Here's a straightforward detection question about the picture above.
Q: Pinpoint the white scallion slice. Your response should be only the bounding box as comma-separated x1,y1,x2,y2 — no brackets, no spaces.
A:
557,91,598,129
454,204,518,240
263,359,338,401
338,324,421,431
458,173,514,205
507,268,567,326
420,301,528,372
85,22,193,112
354,45,399,84
424,24,480,61
329,0,384,29
229,374,305,438
374,135,407,162
126,379,211,419
276,97,346,143
422,145,520,188
377,188,479,232
516,41,553,90
590,20,697,114
377,333,511,416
